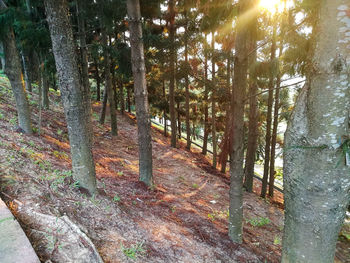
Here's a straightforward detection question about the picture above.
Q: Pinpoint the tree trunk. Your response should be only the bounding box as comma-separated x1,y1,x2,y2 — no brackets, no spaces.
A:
260,22,277,198
99,7,117,136
42,71,49,110
127,87,131,113
202,42,209,155
184,11,191,150
99,86,108,124
22,52,32,93
0,42,5,71
168,0,177,148
94,58,101,101
119,80,125,114
177,101,181,139
211,31,217,169
228,0,255,243
44,0,96,194
244,17,258,193
163,79,167,137
127,0,153,186
282,0,350,261
1,1,32,134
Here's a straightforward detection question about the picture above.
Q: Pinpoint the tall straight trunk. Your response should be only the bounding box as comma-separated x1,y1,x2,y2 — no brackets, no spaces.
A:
184,11,191,150
202,41,209,155
163,80,167,137
99,86,108,124
220,55,232,173
127,0,153,186
168,0,177,148
0,42,5,71
211,31,217,169
1,1,32,134
76,0,90,103
42,71,49,109
228,0,255,243
119,81,125,114
282,0,350,261
244,17,258,193
94,58,101,101
260,22,277,198
127,87,131,112
44,0,96,194
99,11,117,136
177,101,181,139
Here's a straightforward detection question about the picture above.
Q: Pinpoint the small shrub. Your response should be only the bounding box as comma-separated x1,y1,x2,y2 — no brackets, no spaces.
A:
247,217,270,227
121,241,145,259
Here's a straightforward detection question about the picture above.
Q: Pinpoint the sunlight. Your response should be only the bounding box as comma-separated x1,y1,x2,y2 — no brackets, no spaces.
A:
259,0,285,14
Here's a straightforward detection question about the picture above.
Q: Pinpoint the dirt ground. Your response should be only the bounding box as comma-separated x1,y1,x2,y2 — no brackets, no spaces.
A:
0,78,349,262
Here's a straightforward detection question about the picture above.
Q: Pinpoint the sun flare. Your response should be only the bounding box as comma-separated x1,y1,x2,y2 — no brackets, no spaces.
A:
259,0,288,14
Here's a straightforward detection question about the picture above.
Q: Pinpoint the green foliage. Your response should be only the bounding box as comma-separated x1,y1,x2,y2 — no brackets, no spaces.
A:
247,217,270,227
113,194,121,202
121,241,146,259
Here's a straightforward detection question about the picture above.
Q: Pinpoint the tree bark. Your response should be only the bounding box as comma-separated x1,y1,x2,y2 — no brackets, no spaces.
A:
177,101,181,139
184,10,191,150
260,22,277,198
99,5,117,136
163,79,168,137
99,86,108,124
42,71,49,110
244,16,258,193
44,0,96,194
202,41,209,155
127,87,131,113
282,0,350,261
1,1,32,134
127,0,153,186
168,0,177,148
94,58,101,101
211,31,217,169
228,0,255,243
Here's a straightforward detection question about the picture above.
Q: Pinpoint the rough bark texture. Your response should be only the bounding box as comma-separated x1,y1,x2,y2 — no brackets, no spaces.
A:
211,31,217,169
244,21,258,193
99,86,108,124
127,0,153,186
228,0,255,243
261,23,277,198
44,0,96,194
22,52,32,93
168,0,177,148
94,58,101,101
282,0,350,261
1,5,32,134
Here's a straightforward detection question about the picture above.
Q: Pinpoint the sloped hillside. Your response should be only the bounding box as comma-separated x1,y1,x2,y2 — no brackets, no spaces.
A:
0,75,348,262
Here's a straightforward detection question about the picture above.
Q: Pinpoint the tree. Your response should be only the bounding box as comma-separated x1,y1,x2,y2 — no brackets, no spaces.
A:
228,0,256,243
127,0,153,186
0,0,32,134
282,0,350,261
44,0,96,195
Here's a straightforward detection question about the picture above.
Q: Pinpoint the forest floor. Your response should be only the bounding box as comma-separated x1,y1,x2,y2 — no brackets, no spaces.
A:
0,76,349,262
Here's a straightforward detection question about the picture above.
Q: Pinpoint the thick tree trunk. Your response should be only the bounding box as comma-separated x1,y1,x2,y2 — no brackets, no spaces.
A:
44,0,96,194
99,9,117,136
168,0,177,148
1,1,32,134
244,20,258,193
211,31,217,169
261,23,277,198
228,0,255,243
127,0,153,186
202,44,209,155
282,0,350,261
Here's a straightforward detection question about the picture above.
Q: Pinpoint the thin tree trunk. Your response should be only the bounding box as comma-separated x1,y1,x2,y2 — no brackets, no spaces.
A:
168,0,177,147
22,52,32,93
94,58,101,101
260,22,277,198
44,0,96,194
127,87,131,112
177,101,181,139
42,71,49,109
211,31,217,169
99,7,117,136
228,0,255,243
244,17,258,193
202,41,209,155
184,10,191,150
282,1,350,261
163,79,167,137
1,1,32,134
99,86,108,124
127,0,153,186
